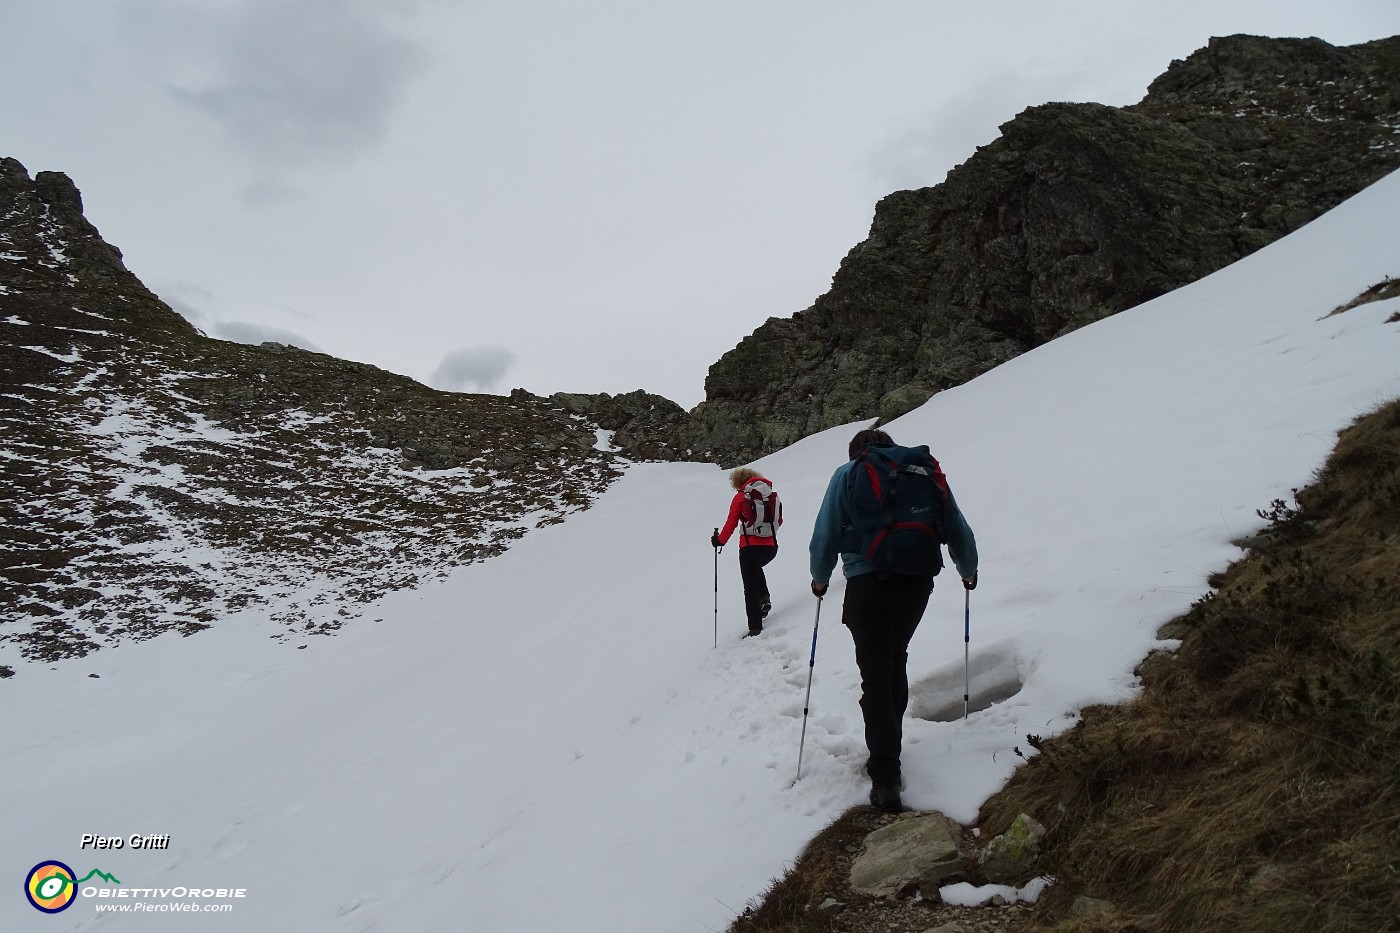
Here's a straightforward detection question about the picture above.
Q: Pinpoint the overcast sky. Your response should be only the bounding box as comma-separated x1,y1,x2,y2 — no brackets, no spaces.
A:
4,1,1399,408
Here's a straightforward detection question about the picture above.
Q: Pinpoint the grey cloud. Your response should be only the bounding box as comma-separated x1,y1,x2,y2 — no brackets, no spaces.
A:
213,320,324,353
430,346,514,393
240,174,309,208
160,294,209,327
151,279,218,330
863,75,1051,194
152,0,429,170
149,282,320,351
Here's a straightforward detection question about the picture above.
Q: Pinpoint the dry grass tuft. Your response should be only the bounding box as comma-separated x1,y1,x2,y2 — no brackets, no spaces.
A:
1327,277,1400,316
728,807,873,933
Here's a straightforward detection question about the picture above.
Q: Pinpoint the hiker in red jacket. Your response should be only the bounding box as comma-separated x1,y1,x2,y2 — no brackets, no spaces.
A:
711,468,783,637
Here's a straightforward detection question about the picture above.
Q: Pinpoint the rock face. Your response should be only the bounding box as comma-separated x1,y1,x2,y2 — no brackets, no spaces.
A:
0,157,628,667
685,34,1400,465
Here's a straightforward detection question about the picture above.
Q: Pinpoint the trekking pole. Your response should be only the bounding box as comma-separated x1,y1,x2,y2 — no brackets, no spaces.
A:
794,595,823,783
713,528,720,649
963,588,971,720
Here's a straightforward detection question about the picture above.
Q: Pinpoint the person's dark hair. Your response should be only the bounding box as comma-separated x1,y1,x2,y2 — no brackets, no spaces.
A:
848,428,894,460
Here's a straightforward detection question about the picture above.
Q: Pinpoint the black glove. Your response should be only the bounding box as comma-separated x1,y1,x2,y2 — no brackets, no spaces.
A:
711,532,722,549
811,581,828,598
963,574,978,591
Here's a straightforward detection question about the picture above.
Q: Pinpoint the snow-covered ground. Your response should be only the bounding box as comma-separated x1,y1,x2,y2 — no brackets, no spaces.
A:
5,170,1399,931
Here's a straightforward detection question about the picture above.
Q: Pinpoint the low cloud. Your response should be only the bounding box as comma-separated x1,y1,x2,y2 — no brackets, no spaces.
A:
212,320,323,353
430,346,514,393
160,293,209,328
150,281,323,351
152,279,219,332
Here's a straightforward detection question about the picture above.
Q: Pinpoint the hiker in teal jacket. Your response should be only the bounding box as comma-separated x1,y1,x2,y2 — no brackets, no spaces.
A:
809,428,978,813
809,441,978,585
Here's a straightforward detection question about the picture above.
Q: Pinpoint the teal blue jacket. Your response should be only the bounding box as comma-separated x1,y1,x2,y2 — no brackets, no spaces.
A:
808,459,978,585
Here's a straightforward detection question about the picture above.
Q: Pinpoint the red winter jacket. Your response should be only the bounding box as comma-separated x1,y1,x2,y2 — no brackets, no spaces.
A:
716,476,782,548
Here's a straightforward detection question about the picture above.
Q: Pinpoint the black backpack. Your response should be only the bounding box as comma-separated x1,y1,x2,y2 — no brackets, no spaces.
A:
842,444,950,577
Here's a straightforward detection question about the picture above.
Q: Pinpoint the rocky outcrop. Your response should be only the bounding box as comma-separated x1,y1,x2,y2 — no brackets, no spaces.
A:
512,388,705,462
0,158,627,666
686,34,1400,465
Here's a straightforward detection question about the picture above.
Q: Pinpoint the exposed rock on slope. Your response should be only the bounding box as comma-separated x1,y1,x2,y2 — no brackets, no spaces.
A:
0,158,626,667
514,388,700,461
689,34,1400,464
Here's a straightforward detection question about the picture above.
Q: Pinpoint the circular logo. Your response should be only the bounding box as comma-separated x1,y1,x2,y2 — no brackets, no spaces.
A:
25,861,77,913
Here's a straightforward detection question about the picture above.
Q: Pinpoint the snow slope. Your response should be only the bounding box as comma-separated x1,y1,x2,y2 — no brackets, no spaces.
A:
4,170,1399,932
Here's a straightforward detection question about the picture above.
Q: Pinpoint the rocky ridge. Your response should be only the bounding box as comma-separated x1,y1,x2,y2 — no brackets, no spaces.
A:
686,34,1400,465
0,158,635,670
512,387,700,461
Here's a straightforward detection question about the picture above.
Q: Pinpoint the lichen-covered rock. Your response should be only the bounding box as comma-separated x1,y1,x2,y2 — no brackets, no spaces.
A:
980,813,1047,885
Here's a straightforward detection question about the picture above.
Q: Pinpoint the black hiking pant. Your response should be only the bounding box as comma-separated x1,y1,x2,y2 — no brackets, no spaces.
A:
842,571,934,787
738,544,776,631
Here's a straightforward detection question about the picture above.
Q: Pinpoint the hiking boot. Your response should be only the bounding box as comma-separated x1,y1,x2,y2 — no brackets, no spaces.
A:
760,600,771,619
744,627,762,638
869,782,903,814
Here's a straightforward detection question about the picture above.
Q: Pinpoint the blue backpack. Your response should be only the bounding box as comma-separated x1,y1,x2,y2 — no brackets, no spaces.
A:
843,444,951,577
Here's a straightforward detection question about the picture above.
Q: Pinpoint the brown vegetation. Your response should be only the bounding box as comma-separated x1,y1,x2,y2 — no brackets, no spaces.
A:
980,398,1400,932
732,397,1400,933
